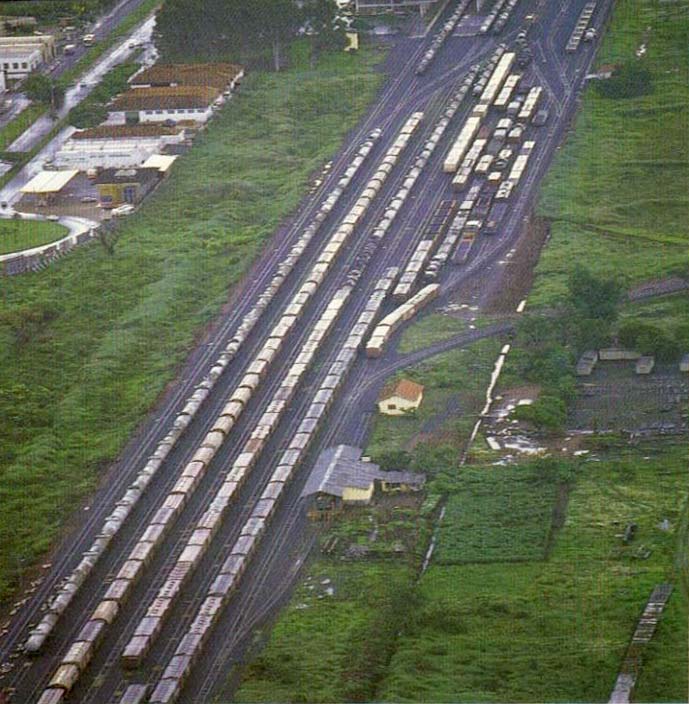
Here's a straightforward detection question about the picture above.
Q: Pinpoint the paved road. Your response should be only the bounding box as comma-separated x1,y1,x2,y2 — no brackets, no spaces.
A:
0,0,154,130
0,16,156,211
0,0,616,701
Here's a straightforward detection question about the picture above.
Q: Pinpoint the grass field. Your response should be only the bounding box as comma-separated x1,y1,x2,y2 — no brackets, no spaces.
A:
231,530,419,703
0,46,385,603
366,337,504,465
531,0,689,307
397,313,467,354
380,444,688,703
0,219,67,255
434,463,560,565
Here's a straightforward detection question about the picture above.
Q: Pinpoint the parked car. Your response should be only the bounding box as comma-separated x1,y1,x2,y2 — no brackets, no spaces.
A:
112,204,135,216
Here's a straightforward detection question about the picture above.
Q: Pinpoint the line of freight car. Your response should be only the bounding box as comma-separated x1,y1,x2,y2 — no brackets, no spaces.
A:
126,89,465,666
357,61,482,297
24,127,384,658
452,230,476,264
391,198,457,302
492,0,521,34
517,86,542,121
566,2,597,52
120,286,354,667
415,0,472,76
444,50,515,174
136,68,502,692
365,284,440,358
471,44,506,97
495,139,535,199
483,200,508,235
424,208,469,280
146,271,400,704
493,73,521,110
34,115,425,703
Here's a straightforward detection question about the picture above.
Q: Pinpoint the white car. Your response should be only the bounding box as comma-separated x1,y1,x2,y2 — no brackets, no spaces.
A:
111,204,135,216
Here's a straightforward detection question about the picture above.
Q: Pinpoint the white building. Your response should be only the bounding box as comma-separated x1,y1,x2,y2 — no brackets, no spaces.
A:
0,45,42,79
0,34,55,79
54,125,186,170
106,86,222,126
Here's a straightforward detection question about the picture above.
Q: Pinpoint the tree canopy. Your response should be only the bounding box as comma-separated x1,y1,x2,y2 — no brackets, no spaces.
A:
155,0,345,69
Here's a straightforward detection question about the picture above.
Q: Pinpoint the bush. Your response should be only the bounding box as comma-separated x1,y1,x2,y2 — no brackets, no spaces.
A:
24,73,65,108
67,62,139,128
617,319,680,361
513,395,567,431
567,266,622,322
595,62,653,99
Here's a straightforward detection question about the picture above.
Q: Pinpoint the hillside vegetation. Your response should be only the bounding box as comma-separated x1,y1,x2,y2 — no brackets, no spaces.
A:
533,0,689,306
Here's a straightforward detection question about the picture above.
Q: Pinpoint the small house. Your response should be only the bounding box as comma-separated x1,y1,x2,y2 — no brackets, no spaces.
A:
635,356,655,375
94,167,160,208
680,353,689,373
303,445,424,519
599,348,642,362
576,350,598,376
378,379,424,416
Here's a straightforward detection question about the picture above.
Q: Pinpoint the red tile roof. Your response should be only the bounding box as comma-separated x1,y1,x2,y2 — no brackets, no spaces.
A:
110,86,221,112
380,379,425,403
130,63,243,90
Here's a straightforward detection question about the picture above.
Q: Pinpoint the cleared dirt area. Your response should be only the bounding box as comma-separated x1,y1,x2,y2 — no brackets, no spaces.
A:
482,215,551,314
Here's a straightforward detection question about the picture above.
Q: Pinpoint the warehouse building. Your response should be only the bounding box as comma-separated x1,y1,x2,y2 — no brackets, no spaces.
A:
106,86,222,126
130,62,244,92
378,378,424,416
0,34,55,79
303,445,424,517
54,124,187,170
20,169,78,206
94,167,161,208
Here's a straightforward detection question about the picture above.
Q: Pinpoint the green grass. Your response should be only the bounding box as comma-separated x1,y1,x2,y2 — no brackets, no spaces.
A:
0,219,68,255
231,552,417,703
434,463,560,565
532,0,689,306
397,312,467,354
366,337,504,464
0,105,46,151
380,444,688,703
0,47,385,603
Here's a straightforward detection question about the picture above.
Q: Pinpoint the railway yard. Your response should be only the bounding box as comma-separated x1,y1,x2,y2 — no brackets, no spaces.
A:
1,0,667,701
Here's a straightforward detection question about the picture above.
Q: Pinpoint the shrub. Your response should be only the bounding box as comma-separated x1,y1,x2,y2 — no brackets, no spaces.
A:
513,395,567,431
595,62,653,99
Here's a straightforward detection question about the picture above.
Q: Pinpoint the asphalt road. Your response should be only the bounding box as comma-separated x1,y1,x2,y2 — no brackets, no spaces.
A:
0,0,616,701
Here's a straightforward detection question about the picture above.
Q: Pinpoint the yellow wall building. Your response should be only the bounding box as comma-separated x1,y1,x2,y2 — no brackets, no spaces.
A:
378,378,424,416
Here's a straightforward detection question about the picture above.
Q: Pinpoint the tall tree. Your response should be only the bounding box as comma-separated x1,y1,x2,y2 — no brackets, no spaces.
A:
251,0,300,71
302,0,347,64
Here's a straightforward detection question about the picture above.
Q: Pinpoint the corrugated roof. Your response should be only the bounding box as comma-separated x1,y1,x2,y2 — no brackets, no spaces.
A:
130,63,243,90
110,86,220,111
142,154,177,172
380,378,424,403
72,125,183,140
302,445,424,498
21,170,78,193
94,167,160,185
